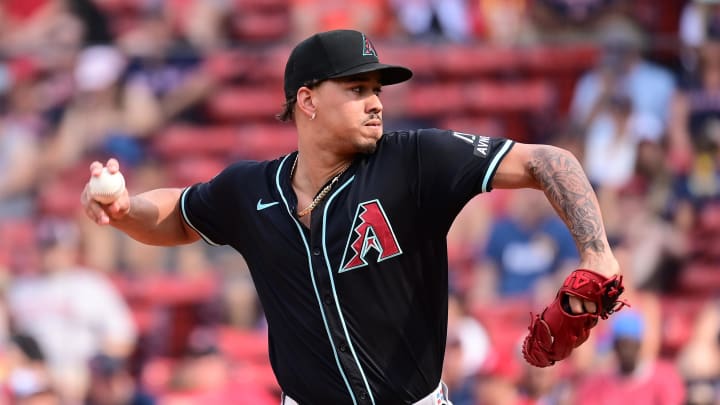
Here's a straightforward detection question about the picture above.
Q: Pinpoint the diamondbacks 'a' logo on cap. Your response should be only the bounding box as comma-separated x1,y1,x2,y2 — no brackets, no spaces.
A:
362,33,378,57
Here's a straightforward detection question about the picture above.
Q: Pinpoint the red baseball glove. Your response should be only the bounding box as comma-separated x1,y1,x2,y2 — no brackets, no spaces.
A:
522,269,628,367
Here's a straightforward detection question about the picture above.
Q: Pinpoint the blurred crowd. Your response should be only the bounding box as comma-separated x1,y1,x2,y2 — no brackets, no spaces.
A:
0,0,719,404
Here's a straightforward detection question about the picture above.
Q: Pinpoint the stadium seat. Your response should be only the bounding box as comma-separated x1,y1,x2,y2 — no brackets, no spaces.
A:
233,0,289,12
380,45,437,78
202,50,254,81
233,123,298,160
677,262,720,297
523,45,599,74
438,117,504,138
217,327,269,363
464,80,555,113
206,86,285,121
471,298,531,356
152,125,241,159
231,10,290,42
167,156,228,186
659,295,707,356
437,45,522,77
403,83,465,116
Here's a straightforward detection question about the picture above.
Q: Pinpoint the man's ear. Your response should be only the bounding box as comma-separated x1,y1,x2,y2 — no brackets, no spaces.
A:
296,86,317,119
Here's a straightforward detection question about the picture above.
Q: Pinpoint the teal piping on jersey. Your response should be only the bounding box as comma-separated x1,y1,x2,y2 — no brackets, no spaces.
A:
322,175,377,405
275,154,358,405
180,187,222,246
481,140,514,193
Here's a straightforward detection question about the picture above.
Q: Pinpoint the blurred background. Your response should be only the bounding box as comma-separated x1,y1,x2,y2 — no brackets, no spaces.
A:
0,0,718,404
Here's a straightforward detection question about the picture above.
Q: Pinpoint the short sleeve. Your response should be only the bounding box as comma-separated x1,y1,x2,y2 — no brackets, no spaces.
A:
180,164,247,246
416,128,515,203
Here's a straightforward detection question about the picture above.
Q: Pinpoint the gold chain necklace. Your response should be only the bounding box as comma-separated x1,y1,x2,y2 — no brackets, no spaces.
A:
290,155,351,218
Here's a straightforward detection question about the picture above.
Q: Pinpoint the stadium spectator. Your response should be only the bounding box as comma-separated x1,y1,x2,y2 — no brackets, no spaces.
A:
669,23,720,173
0,334,52,404
388,0,472,42
290,0,391,42
677,300,720,405
0,69,42,220
473,189,578,300
574,309,686,405
570,19,676,132
602,179,688,294
443,294,492,396
160,327,277,405
84,353,156,405
582,91,663,190
6,217,137,404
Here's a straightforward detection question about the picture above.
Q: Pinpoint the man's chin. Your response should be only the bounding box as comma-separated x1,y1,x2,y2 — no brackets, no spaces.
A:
358,143,377,155
358,135,381,154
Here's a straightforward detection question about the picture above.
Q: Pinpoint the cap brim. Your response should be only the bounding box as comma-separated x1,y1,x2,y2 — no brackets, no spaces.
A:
328,63,413,86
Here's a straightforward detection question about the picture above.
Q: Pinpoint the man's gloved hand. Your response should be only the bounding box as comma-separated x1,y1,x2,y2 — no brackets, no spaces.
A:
522,269,628,367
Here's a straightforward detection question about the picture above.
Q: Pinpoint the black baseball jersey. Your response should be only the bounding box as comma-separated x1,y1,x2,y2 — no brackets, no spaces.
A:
181,128,515,405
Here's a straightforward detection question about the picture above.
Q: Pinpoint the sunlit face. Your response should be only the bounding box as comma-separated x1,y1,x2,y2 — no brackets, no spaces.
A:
311,72,384,154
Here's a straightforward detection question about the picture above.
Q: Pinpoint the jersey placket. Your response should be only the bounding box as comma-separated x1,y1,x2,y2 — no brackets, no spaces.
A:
309,175,375,405
275,154,373,404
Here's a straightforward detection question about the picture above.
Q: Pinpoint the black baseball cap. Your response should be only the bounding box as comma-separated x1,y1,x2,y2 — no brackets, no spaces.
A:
283,29,413,100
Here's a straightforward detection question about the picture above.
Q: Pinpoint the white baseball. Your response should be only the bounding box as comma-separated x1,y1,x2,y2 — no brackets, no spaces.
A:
88,167,125,204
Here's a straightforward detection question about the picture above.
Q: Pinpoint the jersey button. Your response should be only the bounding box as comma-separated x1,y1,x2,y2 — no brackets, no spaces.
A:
359,391,368,400
324,294,333,305
339,342,347,352
312,248,321,256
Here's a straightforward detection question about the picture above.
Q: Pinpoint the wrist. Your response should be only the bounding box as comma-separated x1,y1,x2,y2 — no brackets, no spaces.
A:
578,254,620,278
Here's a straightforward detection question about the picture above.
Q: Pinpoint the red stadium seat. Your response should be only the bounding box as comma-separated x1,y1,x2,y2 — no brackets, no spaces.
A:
438,117,505,138
234,0,289,11
523,45,599,74
437,45,522,77
380,45,437,78
141,357,176,394
677,262,720,297
206,87,285,121
471,298,531,356
152,125,240,159
233,123,298,160
202,50,255,81
217,327,269,363
167,156,228,186
231,10,290,42
403,83,465,116
659,295,707,356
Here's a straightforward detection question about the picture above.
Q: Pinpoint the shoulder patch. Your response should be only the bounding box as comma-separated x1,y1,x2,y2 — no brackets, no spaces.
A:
452,131,491,158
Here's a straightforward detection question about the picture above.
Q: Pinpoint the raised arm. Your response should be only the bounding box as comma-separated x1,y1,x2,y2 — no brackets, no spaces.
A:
81,159,200,246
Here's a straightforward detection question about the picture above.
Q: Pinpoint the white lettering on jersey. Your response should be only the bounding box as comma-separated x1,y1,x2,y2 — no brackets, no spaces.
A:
452,131,491,158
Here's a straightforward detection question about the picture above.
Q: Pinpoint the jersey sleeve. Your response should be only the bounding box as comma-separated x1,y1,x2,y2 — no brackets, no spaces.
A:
409,128,514,232
415,128,514,200
180,164,246,246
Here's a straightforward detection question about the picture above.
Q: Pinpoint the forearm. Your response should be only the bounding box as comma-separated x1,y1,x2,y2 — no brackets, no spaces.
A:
527,146,616,273
110,188,199,246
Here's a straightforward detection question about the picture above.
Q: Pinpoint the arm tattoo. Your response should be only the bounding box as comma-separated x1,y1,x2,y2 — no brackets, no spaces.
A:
529,146,606,254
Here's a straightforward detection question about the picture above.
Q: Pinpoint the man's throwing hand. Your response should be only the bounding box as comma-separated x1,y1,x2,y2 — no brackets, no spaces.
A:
81,158,130,225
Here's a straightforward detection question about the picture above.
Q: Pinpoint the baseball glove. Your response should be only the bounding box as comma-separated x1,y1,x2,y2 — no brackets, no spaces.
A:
522,269,628,368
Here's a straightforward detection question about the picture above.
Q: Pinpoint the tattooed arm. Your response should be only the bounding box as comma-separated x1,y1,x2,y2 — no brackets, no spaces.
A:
491,143,620,311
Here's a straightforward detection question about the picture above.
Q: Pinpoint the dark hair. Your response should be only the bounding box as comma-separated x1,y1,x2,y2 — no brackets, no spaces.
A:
275,79,323,122
12,334,45,362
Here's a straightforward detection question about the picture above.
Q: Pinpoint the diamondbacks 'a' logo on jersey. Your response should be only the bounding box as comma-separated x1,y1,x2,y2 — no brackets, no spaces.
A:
340,199,402,272
362,33,378,57
452,131,491,158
